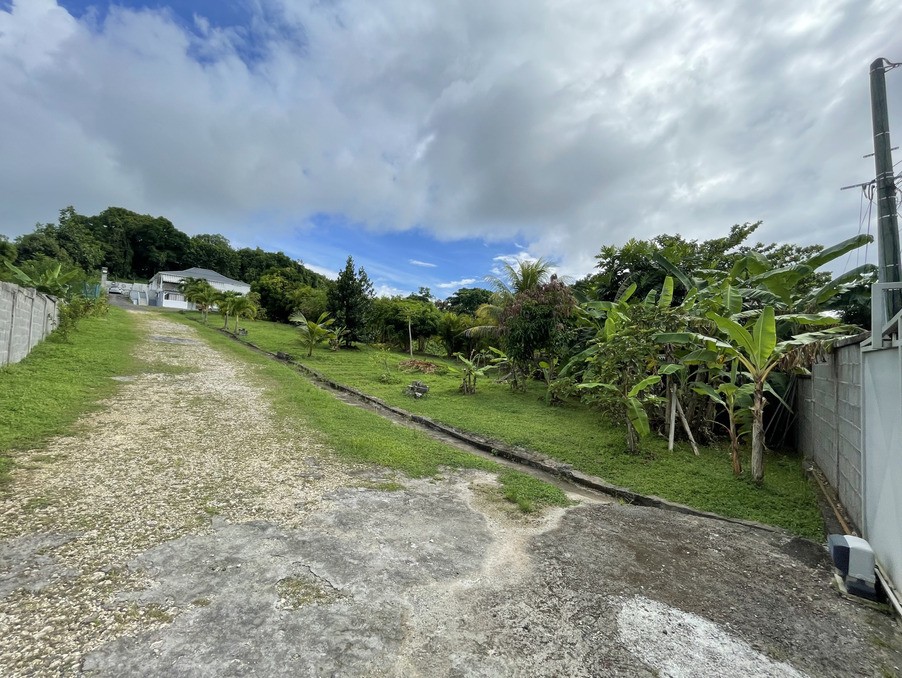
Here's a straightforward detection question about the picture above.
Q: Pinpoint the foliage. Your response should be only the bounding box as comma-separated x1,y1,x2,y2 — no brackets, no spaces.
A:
3,257,84,298
659,307,853,482
0,235,16,263
217,291,242,330
486,257,553,299
436,311,474,357
228,293,259,333
499,275,576,378
441,287,493,315
180,278,219,324
327,256,374,347
187,234,240,279
289,311,337,357
449,352,490,394
56,295,110,341
577,223,760,302
207,313,824,537
567,279,686,453
288,285,329,322
11,206,330,290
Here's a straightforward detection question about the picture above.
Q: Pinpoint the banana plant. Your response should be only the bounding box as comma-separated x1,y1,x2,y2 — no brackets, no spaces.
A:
449,352,490,394
577,375,662,454
658,306,855,482
691,359,754,476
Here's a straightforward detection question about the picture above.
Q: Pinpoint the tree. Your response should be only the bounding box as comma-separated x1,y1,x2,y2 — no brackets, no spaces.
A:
288,285,328,321
486,257,553,300
217,291,241,330
327,256,373,347
14,224,70,264
437,311,473,357
577,222,773,303
442,287,493,315
229,294,259,333
0,235,15,263
56,206,105,272
500,275,576,380
127,214,190,278
187,234,240,279
289,311,337,357
180,278,218,324
3,257,84,299
660,307,848,482
402,297,441,353
567,280,685,453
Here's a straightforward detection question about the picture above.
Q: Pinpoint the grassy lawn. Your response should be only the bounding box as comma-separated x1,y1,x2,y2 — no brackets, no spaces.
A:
170,313,570,514
188,312,825,539
0,307,139,483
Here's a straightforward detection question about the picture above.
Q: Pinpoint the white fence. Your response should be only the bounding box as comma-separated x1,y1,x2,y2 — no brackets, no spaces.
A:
0,282,59,367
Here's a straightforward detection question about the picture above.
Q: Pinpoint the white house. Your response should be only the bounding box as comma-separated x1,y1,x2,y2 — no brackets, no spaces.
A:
148,267,251,309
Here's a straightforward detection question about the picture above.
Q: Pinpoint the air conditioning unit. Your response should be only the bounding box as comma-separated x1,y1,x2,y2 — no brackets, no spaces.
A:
828,534,877,600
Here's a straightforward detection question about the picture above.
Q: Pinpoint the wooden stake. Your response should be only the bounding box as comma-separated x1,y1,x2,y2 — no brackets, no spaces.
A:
667,383,677,451
675,398,700,456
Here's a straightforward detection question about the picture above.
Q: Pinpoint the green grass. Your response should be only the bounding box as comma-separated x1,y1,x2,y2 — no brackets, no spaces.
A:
189,312,825,539
171,313,569,514
0,308,140,483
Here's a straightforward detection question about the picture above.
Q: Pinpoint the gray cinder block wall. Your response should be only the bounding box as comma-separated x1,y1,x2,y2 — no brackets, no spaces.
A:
0,282,60,367
795,337,865,529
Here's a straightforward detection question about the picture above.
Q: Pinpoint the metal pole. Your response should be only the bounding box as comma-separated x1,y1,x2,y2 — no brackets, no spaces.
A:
870,58,902,319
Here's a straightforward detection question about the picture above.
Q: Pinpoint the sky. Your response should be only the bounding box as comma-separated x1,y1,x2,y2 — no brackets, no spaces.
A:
1,0,901,297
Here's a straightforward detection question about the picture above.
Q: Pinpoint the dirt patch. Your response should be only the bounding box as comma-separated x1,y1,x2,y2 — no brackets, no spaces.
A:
1,311,900,677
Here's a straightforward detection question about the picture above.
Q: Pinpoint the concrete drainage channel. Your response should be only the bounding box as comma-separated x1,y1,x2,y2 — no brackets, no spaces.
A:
207,324,788,535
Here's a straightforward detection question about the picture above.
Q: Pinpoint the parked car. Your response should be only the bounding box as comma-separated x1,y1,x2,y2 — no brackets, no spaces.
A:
108,284,124,294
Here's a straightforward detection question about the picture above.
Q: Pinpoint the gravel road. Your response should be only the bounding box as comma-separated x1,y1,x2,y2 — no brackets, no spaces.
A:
1,312,899,677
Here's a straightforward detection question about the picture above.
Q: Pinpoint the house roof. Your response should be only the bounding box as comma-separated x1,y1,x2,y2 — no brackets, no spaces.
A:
154,267,249,287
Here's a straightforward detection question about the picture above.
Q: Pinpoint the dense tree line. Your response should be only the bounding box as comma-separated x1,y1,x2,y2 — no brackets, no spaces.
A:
7,206,329,287
5,205,333,322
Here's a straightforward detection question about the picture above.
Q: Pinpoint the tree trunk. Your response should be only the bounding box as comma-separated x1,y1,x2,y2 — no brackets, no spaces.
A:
728,412,742,476
751,385,765,483
626,421,638,454
408,319,413,356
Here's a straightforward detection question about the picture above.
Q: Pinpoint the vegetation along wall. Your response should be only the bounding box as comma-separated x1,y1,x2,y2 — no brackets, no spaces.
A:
0,282,59,367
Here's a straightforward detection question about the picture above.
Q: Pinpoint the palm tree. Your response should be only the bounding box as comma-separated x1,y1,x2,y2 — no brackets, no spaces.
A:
466,257,555,340
229,294,258,334
182,280,218,324
289,311,336,356
218,291,241,330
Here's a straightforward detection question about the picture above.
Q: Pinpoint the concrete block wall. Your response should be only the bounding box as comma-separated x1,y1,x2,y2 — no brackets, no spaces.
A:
0,282,59,367
795,340,864,529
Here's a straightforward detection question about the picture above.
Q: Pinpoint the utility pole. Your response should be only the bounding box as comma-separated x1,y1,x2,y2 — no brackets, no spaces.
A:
870,58,902,318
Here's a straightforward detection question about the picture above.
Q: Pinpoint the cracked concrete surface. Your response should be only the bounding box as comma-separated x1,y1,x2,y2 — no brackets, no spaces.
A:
2,312,901,677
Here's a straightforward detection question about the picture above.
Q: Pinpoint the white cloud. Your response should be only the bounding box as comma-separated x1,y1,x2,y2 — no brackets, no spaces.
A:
1,0,900,279
409,259,437,268
374,284,410,298
436,277,477,289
